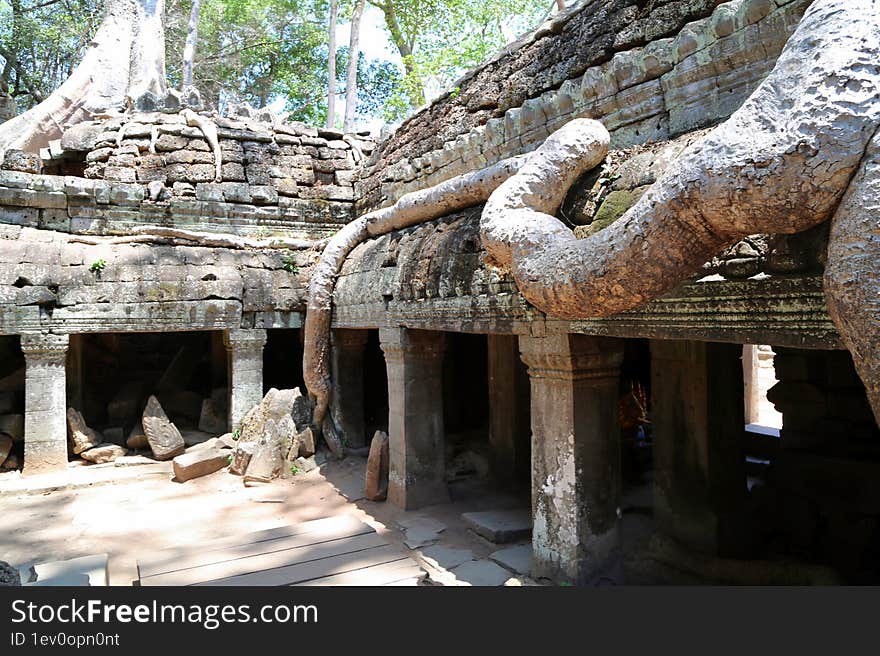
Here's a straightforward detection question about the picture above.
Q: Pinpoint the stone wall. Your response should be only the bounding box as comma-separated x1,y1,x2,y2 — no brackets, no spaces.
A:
358,0,809,211
2,111,375,239
0,224,315,335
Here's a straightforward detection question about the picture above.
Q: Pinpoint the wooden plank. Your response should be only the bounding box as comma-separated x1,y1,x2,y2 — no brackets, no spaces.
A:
195,543,406,586
293,558,423,586
141,532,387,586
138,515,369,579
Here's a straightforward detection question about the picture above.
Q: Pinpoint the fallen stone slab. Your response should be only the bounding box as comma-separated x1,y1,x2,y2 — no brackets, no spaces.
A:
452,559,513,586
489,544,533,576
218,432,237,449
80,444,126,464
228,441,255,475
173,448,230,482
293,456,317,473
66,407,102,454
365,430,389,501
296,426,315,458
126,423,149,449
243,427,284,483
462,509,532,544
142,395,185,460
22,554,108,586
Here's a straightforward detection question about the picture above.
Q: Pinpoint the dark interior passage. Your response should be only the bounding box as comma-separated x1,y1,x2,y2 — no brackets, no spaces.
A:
362,330,389,438
72,331,226,440
263,328,305,394
0,335,25,471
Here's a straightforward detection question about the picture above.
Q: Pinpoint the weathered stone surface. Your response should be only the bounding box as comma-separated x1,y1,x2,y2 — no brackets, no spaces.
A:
80,444,126,463
66,407,102,455
489,544,533,576
141,395,185,460
293,455,317,473
452,560,512,586
365,430,389,501
243,428,284,483
3,150,40,174
295,426,315,458
0,561,21,586
173,448,229,482
228,440,255,475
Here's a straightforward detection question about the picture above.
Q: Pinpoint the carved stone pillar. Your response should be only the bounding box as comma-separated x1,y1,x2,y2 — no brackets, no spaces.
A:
21,333,69,475
651,340,748,556
330,328,369,449
379,327,448,510
519,333,625,585
224,328,267,430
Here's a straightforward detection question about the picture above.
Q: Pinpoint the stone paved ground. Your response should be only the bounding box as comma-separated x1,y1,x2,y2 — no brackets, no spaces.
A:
0,454,542,586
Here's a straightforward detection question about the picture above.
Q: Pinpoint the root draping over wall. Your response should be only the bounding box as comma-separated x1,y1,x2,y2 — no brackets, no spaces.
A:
303,156,527,441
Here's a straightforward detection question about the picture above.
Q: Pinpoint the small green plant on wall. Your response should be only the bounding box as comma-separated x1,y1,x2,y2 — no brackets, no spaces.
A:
282,253,298,274
89,259,106,275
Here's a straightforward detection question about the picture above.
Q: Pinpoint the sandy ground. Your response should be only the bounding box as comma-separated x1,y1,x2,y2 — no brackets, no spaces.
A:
0,454,538,586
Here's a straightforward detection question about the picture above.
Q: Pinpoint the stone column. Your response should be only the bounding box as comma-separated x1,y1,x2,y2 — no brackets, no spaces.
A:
519,334,625,585
742,345,760,425
379,327,448,510
330,329,368,449
487,334,531,489
650,340,748,557
21,333,69,475
224,328,267,430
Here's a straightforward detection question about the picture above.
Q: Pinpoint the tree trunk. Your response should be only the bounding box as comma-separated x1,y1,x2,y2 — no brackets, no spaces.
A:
376,2,425,107
0,0,167,157
181,0,202,90
326,0,338,129
343,0,365,133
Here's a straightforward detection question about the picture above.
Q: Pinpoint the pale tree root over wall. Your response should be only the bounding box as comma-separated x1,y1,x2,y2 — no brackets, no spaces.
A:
481,0,880,422
303,156,527,452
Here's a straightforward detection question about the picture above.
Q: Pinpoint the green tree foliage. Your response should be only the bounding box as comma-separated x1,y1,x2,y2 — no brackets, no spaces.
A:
368,0,551,111
0,0,102,110
1,0,556,126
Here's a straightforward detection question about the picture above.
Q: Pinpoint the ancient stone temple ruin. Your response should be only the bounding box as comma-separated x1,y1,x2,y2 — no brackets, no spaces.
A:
0,0,878,585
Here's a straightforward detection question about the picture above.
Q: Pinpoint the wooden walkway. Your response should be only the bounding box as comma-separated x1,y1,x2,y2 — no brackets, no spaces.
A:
137,515,424,586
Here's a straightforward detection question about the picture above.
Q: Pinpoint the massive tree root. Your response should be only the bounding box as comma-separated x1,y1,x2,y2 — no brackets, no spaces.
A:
481,0,880,419
303,156,527,440
825,129,880,425
0,0,167,157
